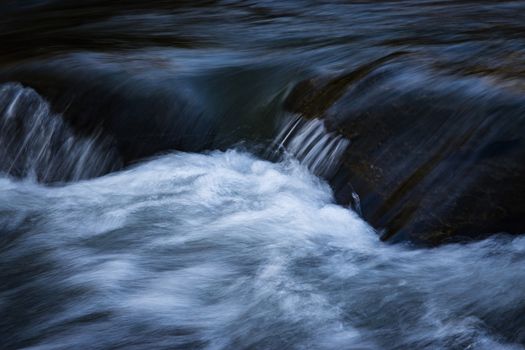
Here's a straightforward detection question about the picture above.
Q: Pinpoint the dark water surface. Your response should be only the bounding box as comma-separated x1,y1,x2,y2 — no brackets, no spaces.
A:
1,1,525,349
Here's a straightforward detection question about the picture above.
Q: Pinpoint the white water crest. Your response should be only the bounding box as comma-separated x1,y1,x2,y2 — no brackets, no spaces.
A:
0,83,121,182
1,150,524,350
273,114,349,178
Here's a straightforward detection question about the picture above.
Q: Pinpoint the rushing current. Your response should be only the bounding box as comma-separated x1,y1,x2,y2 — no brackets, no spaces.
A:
2,1,525,349
1,151,524,350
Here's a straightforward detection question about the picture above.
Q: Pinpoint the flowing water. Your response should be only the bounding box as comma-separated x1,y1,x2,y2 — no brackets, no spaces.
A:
1,1,525,349
2,151,525,350
0,83,121,182
272,115,350,178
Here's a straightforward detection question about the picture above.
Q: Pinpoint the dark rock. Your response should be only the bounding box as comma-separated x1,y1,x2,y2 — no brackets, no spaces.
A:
0,82,121,182
285,57,525,245
0,56,214,165
0,54,297,181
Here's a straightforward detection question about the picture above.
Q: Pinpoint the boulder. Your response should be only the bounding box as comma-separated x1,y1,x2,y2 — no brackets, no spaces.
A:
285,55,525,244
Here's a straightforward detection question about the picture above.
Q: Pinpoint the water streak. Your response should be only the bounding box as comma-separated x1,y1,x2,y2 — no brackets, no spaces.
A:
0,83,122,182
273,115,349,178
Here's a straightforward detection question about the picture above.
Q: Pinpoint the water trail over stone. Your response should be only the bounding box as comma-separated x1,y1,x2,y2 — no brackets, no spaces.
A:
0,83,122,182
272,114,349,178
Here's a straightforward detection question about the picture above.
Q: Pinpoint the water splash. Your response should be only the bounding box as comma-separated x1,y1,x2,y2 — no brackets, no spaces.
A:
1,150,524,349
273,114,349,178
0,82,122,182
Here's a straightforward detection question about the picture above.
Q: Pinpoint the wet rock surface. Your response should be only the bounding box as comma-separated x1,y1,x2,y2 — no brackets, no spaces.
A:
0,58,213,165
286,59,525,244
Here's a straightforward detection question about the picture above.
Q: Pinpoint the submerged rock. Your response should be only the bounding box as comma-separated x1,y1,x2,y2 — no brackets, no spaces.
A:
0,55,214,167
0,82,122,182
285,57,525,244
0,53,296,181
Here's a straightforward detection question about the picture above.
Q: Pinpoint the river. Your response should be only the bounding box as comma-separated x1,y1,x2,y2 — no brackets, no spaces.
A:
1,1,525,349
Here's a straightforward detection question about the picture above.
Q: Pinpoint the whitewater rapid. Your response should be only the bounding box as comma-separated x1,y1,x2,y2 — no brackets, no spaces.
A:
1,150,524,349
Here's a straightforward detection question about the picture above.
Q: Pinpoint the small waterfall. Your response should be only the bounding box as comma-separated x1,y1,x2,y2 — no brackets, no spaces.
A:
0,83,122,182
272,114,349,178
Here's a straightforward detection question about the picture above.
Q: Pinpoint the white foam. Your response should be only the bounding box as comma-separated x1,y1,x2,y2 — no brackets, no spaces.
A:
1,150,524,349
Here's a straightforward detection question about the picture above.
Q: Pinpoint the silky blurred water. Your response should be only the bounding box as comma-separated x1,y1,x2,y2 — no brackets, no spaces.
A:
3,0,525,89
1,151,524,349
1,1,525,349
